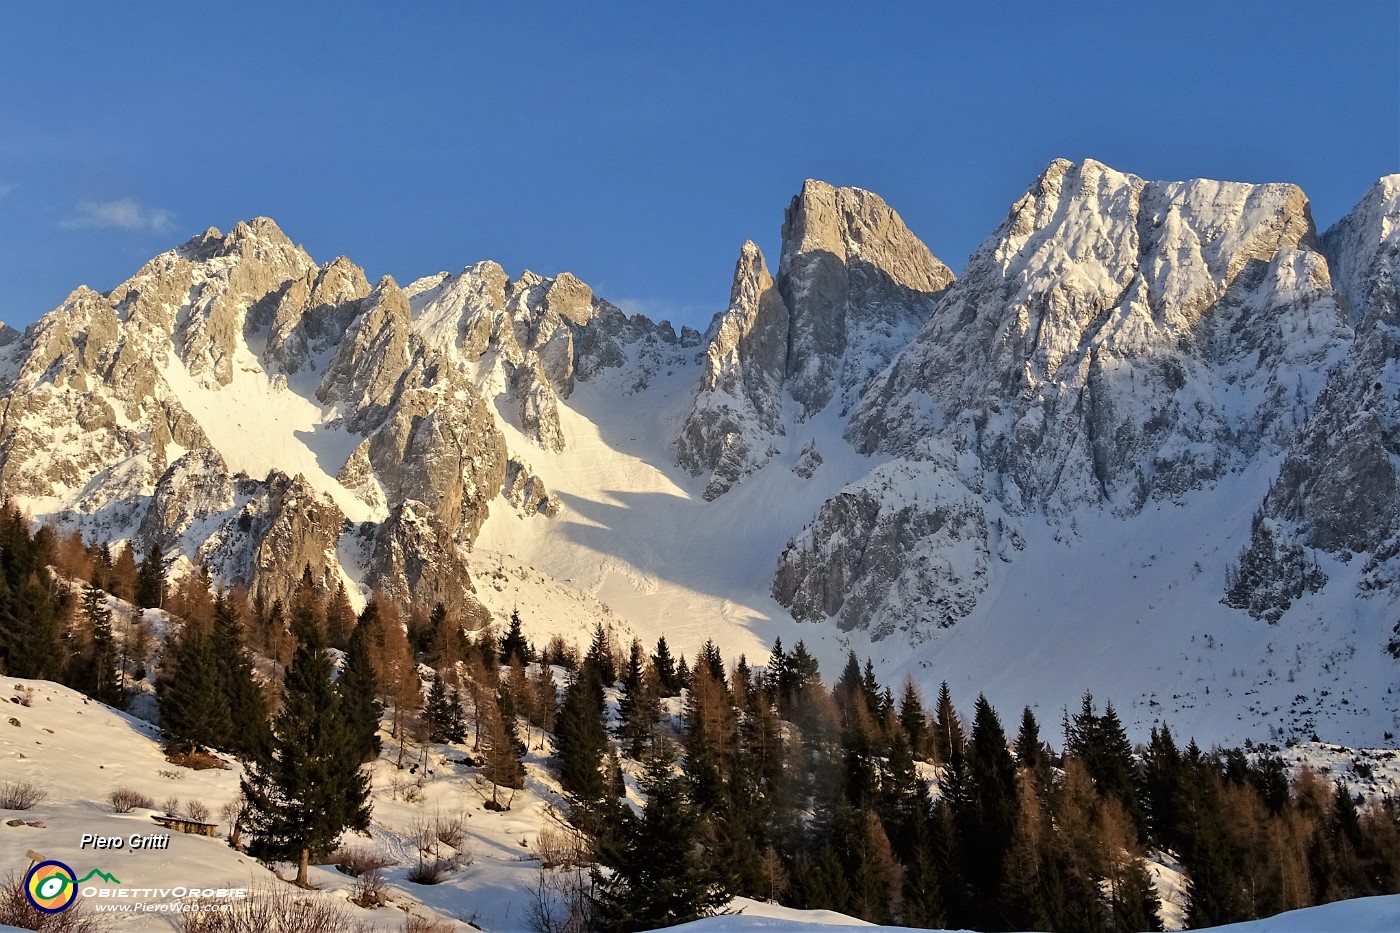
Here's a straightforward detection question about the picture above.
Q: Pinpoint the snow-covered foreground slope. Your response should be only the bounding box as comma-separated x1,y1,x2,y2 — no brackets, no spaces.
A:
0,678,572,931
667,894,1400,933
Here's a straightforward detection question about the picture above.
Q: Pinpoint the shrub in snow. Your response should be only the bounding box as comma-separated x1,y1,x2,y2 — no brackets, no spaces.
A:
0,780,46,810
108,786,154,813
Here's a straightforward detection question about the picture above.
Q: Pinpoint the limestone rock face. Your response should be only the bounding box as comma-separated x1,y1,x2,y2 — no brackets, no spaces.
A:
773,460,990,641
366,361,507,547
1257,176,1400,566
676,242,791,498
573,302,688,388
248,471,347,610
850,159,1348,516
336,439,387,514
503,458,560,516
259,256,371,374
138,449,235,549
0,207,694,625
674,180,954,499
365,501,485,616
791,440,823,479
778,179,954,418
513,356,567,452
1223,517,1328,623
318,276,413,430
172,218,317,384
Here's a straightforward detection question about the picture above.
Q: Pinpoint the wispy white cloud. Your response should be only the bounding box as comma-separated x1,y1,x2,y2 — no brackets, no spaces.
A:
0,183,14,201
61,197,174,233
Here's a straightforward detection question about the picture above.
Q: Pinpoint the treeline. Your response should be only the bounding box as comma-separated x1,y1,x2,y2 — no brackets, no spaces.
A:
4,503,1400,931
545,634,1400,933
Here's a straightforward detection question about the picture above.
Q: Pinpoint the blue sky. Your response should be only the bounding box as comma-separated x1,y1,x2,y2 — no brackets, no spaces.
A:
1,2,1395,331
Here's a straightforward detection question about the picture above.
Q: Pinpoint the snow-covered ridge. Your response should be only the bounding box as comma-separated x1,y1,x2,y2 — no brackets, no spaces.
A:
2,165,1399,748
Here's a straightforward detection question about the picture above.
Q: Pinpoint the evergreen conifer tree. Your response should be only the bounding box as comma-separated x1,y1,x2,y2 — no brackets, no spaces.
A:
425,670,458,743
958,694,1020,929
898,678,930,760
1015,706,1042,767
324,581,355,650
586,623,617,686
241,630,372,887
83,581,122,705
339,613,383,763
134,542,166,610
652,635,678,696
211,592,270,760
500,609,532,665
618,638,659,758
553,666,609,810
288,565,324,645
160,628,231,754
933,681,964,764
698,639,725,684
480,683,525,808
591,738,727,932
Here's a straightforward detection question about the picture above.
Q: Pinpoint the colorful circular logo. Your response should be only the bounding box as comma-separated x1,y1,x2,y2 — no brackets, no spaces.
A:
24,860,78,913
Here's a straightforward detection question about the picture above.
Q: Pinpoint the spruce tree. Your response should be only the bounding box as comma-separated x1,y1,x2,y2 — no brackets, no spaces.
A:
241,630,372,887
160,628,231,755
591,738,726,932
500,609,532,666
134,542,166,610
898,678,930,760
553,666,608,810
83,582,122,705
1111,852,1164,932
476,682,524,808
835,651,863,718
698,639,725,684
933,681,964,764
324,581,355,650
339,613,383,763
1067,695,1147,840
0,531,64,680
1143,725,1183,851
652,635,678,696
211,592,270,760
288,564,324,645
586,623,617,686
618,638,659,758
959,694,1020,930
424,670,457,743
1015,707,1043,769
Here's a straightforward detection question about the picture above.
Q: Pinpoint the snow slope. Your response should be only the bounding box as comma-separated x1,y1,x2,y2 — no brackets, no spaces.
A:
667,894,1400,933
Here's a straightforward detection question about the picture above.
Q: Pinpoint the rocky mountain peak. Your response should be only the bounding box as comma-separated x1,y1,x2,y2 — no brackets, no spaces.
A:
849,158,1344,516
676,239,790,498
777,178,954,417
1322,174,1400,328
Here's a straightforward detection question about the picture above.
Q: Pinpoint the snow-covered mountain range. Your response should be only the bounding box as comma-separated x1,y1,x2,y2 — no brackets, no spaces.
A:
2,161,1397,747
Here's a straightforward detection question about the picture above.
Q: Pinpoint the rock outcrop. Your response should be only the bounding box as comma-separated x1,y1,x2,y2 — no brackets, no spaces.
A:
1255,175,1400,576
677,180,954,498
773,459,991,641
677,242,791,498
850,159,1349,515
779,179,954,418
